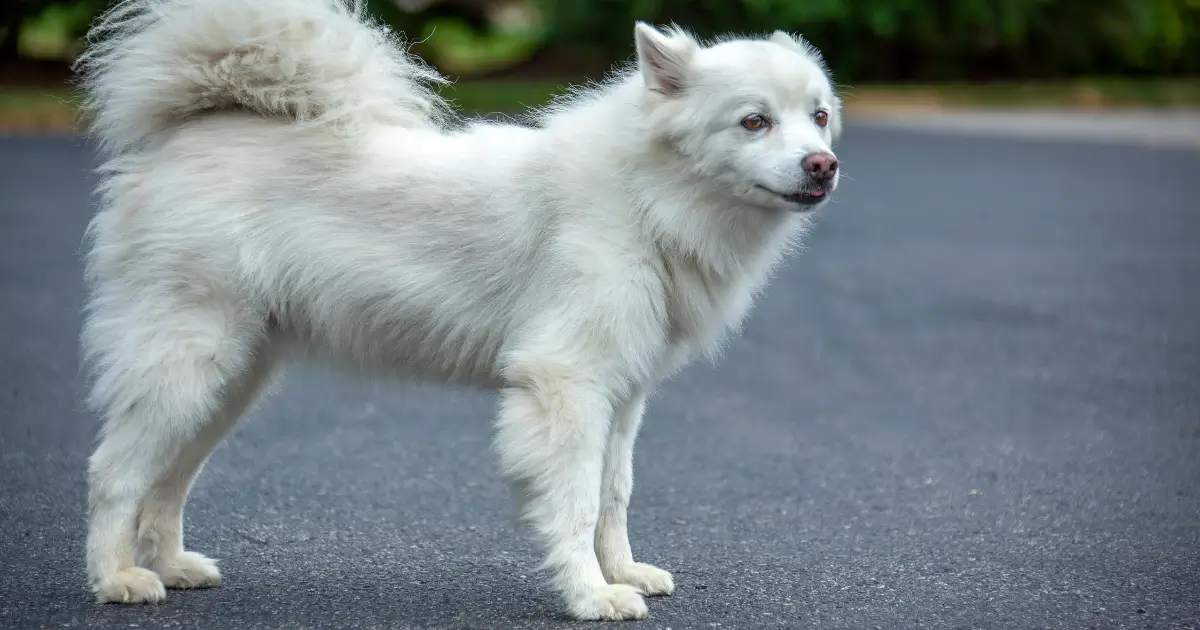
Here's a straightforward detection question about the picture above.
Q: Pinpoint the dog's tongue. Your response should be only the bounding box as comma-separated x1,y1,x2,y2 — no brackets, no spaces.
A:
809,189,825,197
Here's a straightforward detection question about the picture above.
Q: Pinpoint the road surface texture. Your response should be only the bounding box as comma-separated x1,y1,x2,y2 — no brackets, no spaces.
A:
1,126,1198,629
852,109,1200,152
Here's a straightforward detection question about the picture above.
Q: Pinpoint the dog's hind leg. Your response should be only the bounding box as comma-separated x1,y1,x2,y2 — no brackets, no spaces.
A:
133,344,277,589
595,393,674,596
84,294,268,603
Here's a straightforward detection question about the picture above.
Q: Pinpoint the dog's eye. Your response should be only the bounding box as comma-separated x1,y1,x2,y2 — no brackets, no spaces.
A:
813,109,830,128
741,114,769,131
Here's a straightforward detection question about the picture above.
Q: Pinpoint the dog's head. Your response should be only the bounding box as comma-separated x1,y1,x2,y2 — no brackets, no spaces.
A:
634,23,842,213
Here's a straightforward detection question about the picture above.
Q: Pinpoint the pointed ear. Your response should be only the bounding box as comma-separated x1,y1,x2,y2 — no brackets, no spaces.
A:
769,30,827,70
634,22,697,96
769,30,799,49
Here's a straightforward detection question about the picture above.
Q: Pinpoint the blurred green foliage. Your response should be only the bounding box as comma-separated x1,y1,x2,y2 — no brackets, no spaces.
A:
3,0,1198,81
362,1,545,76
1,0,104,58
535,0,1200,81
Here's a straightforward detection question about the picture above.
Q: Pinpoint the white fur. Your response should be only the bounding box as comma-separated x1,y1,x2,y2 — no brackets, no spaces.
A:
76,0,842,621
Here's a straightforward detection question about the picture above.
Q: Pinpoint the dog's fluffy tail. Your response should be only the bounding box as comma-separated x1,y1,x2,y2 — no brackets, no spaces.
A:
76,0,448,157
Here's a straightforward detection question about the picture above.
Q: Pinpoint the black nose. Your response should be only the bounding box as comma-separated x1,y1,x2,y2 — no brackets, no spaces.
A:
802,152,838,181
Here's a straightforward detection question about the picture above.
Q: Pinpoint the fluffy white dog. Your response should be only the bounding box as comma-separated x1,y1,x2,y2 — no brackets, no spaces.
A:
76,0,842,620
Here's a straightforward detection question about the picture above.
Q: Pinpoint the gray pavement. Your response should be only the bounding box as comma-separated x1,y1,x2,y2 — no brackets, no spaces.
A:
852,109,1200,151
1,128,1198,629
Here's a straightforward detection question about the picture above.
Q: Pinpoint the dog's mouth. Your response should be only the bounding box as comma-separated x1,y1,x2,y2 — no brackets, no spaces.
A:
757,184,832,209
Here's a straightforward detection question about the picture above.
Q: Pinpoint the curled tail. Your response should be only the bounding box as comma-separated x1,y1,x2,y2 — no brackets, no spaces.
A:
76,0,449,157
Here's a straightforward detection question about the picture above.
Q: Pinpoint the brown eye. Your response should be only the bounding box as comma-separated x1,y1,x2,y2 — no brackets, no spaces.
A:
813,109,830,128
741,114,769,131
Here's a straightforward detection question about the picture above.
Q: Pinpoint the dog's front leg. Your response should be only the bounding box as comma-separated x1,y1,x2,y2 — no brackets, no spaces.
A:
496,379,648,621
595,393,674,596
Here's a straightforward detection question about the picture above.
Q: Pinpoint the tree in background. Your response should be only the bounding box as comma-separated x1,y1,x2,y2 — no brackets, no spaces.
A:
368,0,545,76
1,0,108,60
536,0,1200,81
3,0,1199,81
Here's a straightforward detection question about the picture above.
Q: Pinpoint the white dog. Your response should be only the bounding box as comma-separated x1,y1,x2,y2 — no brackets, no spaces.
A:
76,0,842,621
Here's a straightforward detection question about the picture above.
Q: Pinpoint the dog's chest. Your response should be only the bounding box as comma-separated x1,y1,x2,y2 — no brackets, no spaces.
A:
660,255,759,360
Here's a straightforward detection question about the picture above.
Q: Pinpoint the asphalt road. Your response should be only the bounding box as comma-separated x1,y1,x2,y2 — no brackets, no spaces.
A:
1,127,1198,630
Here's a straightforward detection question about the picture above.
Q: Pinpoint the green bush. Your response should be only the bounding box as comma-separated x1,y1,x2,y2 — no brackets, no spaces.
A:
5,0,1198,82
534,0,1200,81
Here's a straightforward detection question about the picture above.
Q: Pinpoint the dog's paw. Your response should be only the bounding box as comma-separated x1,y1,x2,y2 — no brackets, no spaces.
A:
606,562,675,596
151,551,221,589
566,583,648,621
94,567,167,604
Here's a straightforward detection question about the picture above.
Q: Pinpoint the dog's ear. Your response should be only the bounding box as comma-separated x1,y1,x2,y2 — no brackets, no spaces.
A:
634,22,697,96
770,31,827,71
769,30,799,49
